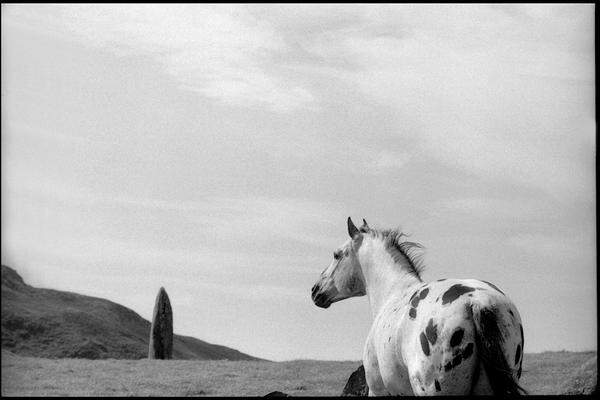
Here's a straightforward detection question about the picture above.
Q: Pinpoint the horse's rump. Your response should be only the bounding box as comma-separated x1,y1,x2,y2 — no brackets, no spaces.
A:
469,301,527,395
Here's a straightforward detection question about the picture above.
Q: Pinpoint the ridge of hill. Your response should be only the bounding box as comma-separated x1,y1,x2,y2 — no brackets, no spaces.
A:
1,265,261,360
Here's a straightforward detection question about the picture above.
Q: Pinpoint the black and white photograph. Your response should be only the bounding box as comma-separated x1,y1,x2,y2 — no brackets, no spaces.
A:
0,3,596,396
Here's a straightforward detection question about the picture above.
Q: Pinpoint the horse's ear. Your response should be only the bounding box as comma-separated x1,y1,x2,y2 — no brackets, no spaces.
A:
360,219,370,232
347,217,360,239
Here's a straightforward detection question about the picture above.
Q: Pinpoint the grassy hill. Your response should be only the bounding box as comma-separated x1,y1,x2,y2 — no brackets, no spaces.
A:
1,265,259,361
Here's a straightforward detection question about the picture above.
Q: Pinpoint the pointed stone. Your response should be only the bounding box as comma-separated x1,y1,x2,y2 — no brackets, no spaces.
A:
148,287,173,359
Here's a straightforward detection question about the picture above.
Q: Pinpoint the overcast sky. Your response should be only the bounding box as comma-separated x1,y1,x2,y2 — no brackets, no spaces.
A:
1,4,595,361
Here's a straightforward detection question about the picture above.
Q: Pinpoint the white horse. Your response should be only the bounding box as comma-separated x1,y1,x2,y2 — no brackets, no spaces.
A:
311,218,526,396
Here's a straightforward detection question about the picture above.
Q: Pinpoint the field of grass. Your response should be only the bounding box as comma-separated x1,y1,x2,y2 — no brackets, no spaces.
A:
1,350,596,396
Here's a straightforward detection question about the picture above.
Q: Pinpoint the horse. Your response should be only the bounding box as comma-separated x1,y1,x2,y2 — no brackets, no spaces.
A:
311,217,526,396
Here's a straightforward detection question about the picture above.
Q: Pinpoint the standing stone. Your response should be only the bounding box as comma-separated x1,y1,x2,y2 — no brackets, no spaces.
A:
148,287,173,359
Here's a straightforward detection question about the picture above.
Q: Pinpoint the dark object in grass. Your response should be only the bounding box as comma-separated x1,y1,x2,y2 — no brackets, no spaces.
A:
264,391,291,397
341,364,369,396
148,287,173,360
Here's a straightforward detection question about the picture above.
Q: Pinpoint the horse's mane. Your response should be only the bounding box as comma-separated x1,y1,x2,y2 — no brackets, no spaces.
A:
364,227,426,280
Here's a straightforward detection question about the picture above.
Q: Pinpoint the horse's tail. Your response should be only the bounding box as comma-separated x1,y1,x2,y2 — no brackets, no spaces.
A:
469,302,527,395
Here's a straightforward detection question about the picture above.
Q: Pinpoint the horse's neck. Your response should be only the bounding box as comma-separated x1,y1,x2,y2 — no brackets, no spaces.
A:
359,240,423,318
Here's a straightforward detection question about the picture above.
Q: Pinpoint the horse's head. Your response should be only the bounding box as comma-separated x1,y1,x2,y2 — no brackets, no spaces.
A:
311,217,368,308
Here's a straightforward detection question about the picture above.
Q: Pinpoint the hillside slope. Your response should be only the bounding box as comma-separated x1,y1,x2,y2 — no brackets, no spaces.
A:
1,265,260,360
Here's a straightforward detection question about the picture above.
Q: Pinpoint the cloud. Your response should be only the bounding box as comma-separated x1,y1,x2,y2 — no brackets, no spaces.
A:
365,150,411,174
505,232,596,267
294,4,595,202
4,5,594,190
438,196,556,221
3,163,346,268
2,4,316,112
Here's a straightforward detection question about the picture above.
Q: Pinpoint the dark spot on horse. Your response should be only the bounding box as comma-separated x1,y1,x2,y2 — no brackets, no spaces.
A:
515,344,521,365
420,332,430,356
450,328,464,347
463,342,474,360
419,287,430,300
435,380,441,392
452,353,462,368
421,387,425,391
388,336,391,342
411,296,420,308
441,284,476,305
446,343,472,370
468,294,473,297
425,319,437,344
409,308,417,319
481,280,505,295
508,309,514,317
437,279,446,282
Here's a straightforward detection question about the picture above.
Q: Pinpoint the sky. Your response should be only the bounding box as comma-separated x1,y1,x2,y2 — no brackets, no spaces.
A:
1,4,596,361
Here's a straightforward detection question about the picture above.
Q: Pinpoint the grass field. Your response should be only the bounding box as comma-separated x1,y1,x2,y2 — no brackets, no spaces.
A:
1,350,596,396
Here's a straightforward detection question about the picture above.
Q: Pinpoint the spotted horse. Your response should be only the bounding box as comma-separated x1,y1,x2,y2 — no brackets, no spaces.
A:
311,218,526,396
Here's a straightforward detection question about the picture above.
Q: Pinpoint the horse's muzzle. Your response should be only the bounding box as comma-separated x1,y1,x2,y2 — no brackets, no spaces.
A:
311,284,333,308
